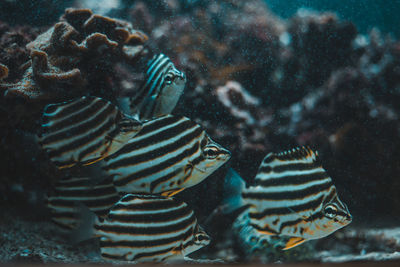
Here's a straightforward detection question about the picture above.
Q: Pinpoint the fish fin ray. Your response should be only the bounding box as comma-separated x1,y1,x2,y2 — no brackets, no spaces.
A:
256,229,276,236
274,146,319,164
70,202,98,244
282,237,306,250
161,188,185,197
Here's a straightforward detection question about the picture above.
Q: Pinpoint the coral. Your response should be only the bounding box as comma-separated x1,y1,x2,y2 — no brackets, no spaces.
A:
215,81,261,126
0,63,8,80
273,10,359,106
0,22,40,82
156,0,284,88
3,8,148,103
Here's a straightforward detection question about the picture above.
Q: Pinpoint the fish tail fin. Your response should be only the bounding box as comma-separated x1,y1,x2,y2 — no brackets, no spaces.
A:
220,168,246,214
70,203,99,244
203,168,248,228
116,97,131,115
117,97,142,121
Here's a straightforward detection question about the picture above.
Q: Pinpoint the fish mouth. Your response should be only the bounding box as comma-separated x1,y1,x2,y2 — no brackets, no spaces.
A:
340,214,352,224
343,204,352,223
220,150,231,161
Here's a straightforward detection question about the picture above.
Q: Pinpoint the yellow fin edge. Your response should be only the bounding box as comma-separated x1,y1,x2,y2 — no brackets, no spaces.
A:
282,237,306,250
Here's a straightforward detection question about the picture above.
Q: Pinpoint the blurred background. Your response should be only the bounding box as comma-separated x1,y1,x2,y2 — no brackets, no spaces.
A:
265,0,400,37
1,0,400,38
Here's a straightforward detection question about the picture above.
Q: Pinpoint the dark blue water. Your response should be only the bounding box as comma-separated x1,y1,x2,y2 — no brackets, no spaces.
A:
265,0,400,37
1,0,399,38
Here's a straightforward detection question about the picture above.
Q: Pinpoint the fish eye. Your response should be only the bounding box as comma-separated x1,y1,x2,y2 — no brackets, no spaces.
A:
197,235,206,241
164,74,174,84
204,146,220,159
194,233,209,244
324,204,338,219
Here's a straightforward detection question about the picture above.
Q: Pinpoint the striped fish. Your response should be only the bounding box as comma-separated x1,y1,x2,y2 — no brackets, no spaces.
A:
118,53,186,121
103,114,231,197
241,147,352,250
46,176,119,230
39,96,142,169
94,194,210,262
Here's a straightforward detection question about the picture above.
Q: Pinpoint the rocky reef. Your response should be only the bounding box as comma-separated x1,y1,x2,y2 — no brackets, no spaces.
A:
1,0,400,263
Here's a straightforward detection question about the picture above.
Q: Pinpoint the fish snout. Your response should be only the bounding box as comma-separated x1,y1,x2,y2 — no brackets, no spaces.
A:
179,71,186,81
343,203,352,223
346,213,353,223
219,148,231,161
340,213,352,224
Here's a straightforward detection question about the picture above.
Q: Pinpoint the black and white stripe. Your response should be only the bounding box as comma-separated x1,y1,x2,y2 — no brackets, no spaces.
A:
96,194,210,262
39,96,142,169
103,114,230,196
241,147,351,243
46,176,119,230
127,53,186,120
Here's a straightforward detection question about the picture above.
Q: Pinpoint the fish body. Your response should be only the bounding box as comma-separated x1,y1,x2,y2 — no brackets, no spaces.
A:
39,96,142,169
241,147,352,249
94,194,210,262
46,176,119,230
103,114,231,197
120,53,186,121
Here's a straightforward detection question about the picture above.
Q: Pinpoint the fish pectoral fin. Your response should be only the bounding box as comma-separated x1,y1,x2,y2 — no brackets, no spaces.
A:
186,161,206,174
193,164,206,173
171,245,184,255
282,237,306,250
108,136,123,144
161,188,186,197
184,163,193,174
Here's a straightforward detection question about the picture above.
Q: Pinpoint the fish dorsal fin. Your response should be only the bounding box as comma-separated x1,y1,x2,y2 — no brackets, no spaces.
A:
255,146,322,182
115,193,168,206
161,188,185,197
275,146,319,163
255,229,277,236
